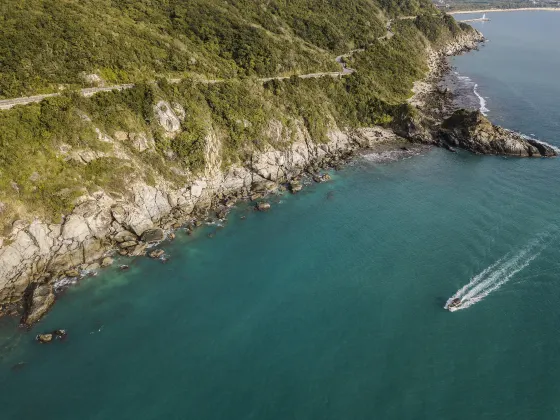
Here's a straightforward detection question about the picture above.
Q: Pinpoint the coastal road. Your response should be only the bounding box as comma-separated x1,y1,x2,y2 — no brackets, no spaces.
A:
0,22,399,111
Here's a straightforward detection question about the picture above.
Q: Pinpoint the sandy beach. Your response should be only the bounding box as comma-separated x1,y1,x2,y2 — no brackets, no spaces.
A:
450,7,560,15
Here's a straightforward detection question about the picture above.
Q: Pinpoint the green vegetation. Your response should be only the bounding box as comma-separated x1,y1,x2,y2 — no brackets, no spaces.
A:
0,0,476,232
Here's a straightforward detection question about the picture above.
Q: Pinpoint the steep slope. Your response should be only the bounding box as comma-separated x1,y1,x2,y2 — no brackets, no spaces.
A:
0,0,482,321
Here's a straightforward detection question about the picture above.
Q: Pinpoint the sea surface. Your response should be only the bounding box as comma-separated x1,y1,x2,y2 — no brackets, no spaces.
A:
1,11,560,420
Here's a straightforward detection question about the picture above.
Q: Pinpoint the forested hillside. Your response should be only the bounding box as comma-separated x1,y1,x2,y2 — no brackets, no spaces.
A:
0,0,476,233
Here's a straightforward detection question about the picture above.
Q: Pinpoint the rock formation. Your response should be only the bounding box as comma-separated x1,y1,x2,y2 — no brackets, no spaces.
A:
439,110,557,157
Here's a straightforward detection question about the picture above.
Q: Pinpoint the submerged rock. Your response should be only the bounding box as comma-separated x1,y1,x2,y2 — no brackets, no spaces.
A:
256,202,271,211
439,110,557,157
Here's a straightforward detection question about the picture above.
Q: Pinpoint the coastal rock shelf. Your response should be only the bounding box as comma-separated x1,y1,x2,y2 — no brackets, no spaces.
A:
439,110,558,157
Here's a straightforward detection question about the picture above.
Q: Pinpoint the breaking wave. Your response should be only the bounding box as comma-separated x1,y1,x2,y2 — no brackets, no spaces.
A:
445,231,556,311
473,83,489,115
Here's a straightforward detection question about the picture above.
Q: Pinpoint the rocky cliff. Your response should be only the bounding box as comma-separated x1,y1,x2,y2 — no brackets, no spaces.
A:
439,110,558,157
0,119,398,324
0,25,487,326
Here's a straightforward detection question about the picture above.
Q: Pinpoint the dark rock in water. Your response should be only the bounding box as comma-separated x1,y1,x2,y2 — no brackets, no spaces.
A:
256,202,271,211
439,110,557,157
327,191,335,200
36,329,66,344
141,228,164,243
207,232,215,238
120,265,130,271
21,284,55,326
216,207,229,220
312,173,332,183
36,333,53,343
240,216,246,220
149,249,165,259
53,329,67,339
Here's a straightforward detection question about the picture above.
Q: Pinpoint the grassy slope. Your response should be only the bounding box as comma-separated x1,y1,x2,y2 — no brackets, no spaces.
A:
0,0,475,233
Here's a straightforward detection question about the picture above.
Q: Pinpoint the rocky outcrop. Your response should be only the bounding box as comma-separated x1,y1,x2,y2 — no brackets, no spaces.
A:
21,284,55,325
439,110,557,157
0,123,400,325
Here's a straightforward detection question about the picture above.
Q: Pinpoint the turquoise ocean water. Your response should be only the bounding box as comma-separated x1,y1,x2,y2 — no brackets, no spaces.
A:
1,11,560,419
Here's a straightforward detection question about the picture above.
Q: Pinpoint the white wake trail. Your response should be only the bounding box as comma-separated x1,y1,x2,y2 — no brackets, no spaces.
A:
445,232,555,311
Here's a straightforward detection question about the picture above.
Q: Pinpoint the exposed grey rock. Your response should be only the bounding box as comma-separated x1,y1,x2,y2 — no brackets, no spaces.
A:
154,101,182,134
119,241,138,249
101,257,114,268
440,110,558,157
130,132,155,153
36,333,53,343
141,228,164,243
22,284,55,325
149,249,165,259
256,202,271,211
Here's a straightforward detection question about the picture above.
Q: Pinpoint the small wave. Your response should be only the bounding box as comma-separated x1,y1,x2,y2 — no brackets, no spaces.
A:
54,277,78,293
473,84,489,115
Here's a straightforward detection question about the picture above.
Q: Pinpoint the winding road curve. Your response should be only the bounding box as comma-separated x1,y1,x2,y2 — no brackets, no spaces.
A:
0,18,409,111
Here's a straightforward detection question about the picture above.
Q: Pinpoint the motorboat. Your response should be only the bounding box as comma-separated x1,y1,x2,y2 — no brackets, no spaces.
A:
447,298,462,311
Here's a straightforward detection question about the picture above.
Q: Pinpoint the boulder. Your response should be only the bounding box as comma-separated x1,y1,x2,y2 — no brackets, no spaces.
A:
36,334,53,343
113,230,137,243
290,182,303,193
141,228,164,243
128,243,147,256
256,202,271,211
22,284,55,325
53,329,67,339
101,257,114,268
149,249,165,259
120,265,130,271
119,241,138,249
65,269,80,278
130,132,155,153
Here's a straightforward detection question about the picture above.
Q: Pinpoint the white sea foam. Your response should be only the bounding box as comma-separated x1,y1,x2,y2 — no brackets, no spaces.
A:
445,231,556,311
473,84,489,115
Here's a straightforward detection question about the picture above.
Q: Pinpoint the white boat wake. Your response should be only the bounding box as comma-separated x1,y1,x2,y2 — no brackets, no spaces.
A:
445,232,555,311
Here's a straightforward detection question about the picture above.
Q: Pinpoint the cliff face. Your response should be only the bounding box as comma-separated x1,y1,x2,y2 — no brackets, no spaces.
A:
0,21,487,325
439,110,558,157
0,119,397,323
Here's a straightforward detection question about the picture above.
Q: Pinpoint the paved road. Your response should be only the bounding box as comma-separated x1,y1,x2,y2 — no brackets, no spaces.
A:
0,21,400,111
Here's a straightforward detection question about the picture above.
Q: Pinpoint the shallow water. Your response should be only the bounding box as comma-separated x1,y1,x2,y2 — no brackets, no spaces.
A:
2,11,560,420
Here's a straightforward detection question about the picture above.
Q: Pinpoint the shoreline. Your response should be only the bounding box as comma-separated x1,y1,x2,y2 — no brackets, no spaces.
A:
449,7,560,14
0,29,485,327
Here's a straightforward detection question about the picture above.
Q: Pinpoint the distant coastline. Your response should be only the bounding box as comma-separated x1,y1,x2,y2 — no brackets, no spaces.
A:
450,7,560,15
